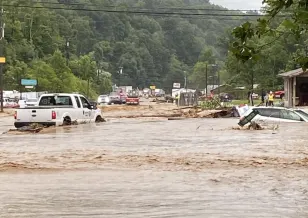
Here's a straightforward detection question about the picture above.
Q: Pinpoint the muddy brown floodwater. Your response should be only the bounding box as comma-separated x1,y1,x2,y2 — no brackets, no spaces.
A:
0,116,308,217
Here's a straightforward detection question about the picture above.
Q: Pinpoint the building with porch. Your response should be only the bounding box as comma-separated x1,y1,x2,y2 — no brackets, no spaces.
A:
279,68,308,107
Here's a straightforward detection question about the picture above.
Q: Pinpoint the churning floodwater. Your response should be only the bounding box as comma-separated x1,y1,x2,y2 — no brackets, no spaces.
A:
0,117,308,217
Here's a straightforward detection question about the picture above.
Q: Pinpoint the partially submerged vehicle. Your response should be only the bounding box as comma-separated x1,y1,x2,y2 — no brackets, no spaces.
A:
14,93,103,128
238,106,308,127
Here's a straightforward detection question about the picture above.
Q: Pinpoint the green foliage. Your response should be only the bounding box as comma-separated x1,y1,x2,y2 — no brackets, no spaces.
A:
230,0,308,70
2,0,248,97
199,96,222,110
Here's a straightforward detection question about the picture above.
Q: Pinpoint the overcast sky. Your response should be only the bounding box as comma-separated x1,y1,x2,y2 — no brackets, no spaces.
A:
210,0,263,10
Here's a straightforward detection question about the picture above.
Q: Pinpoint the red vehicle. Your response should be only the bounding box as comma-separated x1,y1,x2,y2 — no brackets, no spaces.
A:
274,90,285,99
126,90,140,105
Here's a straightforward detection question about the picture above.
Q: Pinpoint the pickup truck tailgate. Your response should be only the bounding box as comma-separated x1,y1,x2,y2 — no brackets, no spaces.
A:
16,108,54,123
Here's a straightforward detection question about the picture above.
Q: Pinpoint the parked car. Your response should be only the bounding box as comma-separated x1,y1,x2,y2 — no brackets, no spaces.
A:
18,99,27,108
238,106,308,127
251,93,259,99
2,98,19,108
119,92,127,104
97,95,110,104
108,92,122,105
25,98,38,107
274,90,285,99
14,93,103,128
219,93,233,102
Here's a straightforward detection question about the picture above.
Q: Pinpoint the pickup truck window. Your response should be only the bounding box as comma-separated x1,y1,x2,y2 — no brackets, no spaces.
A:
80,96,91,108
74,96,81,108
39,96,73,106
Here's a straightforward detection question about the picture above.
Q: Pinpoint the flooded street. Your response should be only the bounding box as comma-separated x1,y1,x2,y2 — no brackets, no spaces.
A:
1,116,308,217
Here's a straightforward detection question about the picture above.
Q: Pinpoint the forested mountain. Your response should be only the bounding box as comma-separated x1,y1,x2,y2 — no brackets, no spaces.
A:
2,0,254,97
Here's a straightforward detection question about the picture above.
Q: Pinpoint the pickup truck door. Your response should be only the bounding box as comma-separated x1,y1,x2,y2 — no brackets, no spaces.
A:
73,96,84,122
79,96,94,122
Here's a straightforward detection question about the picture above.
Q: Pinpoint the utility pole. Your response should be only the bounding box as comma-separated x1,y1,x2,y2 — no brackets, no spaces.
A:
251,70,254,106
184,71,187,93
0,5,5,113
217,71,220,94
65,38,70,66
205,64,208,96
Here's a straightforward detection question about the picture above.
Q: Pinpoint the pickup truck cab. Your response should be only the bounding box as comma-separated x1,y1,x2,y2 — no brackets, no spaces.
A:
14,93,103,128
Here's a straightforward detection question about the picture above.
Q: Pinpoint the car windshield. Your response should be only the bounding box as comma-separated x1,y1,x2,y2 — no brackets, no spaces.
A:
295,110,308,120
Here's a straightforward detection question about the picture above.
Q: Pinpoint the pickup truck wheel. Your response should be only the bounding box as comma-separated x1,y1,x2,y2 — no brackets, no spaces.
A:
95,116,105,123
63,116,72,126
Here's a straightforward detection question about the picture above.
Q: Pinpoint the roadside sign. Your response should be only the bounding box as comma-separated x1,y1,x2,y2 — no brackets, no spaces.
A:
0,57,5,64
173,83,181,88
21,79,38,86
25,86,34,89
150,86,156,90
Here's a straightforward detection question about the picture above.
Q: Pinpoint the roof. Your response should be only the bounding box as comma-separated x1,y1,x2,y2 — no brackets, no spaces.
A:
278,68,307,78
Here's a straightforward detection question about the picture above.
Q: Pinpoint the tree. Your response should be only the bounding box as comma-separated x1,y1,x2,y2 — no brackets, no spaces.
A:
230,0,308,69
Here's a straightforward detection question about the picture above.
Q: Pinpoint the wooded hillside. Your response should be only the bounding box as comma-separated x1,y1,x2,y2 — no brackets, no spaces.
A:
2,0,256,97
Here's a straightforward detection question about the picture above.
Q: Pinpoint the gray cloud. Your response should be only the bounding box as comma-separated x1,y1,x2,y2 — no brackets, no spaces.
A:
210,0,262,10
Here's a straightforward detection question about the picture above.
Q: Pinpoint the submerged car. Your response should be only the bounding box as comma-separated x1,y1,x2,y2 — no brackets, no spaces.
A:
238,106,308,127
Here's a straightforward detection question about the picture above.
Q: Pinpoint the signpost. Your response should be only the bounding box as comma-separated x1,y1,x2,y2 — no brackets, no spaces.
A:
0,56,5,112
20,79,38,100
173,83,181,89
150,85,156,90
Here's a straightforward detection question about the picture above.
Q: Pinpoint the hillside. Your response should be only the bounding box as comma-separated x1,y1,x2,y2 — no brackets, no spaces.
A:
2,0,253,96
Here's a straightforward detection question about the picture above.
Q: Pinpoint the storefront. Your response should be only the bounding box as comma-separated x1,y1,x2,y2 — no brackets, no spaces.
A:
279,68,308,107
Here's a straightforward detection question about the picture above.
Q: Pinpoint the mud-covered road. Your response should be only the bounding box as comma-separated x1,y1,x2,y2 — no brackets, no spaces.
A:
0,105,308,217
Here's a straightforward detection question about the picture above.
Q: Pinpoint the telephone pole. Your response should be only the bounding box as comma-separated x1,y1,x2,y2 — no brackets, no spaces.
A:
205,64,208,96
0,4,5,113
65,38,70,66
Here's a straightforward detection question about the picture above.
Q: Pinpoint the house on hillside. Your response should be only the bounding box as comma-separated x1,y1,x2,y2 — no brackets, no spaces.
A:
279,68,308,107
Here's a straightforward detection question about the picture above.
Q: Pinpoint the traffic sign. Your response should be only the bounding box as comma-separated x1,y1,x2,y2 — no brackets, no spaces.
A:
21,79,38,86
0,57,5,64
150,86,156,90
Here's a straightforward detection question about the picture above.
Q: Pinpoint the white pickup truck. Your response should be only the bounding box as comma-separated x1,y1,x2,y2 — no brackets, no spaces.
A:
14,93,104,128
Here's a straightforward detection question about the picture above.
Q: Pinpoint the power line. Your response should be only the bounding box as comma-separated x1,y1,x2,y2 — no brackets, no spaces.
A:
31,0,263,12
3,4,286,17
